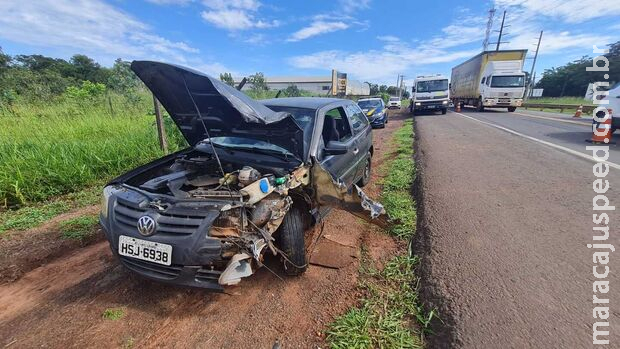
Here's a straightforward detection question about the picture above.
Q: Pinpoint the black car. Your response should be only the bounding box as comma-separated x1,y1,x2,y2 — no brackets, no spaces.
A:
357,98,388,128
99,61,384,291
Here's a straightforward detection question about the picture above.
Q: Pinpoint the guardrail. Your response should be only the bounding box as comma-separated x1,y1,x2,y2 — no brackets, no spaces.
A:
522,103,595,114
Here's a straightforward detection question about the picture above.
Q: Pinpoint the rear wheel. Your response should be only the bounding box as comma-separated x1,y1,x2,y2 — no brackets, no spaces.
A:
276,206,308,276
507,107,517,112
476,98,485,112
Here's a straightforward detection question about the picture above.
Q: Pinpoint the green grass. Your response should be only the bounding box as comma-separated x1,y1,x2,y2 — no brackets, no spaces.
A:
0,185,102,234
0,201,70,233
0,91,187,206
327,120,427,349
527,97,592,105
102,307,125,320
59,214,99,240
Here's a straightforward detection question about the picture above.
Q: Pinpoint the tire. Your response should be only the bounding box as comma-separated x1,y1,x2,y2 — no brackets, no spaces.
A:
476,98,485,112
441,108,447,115
357,155,372,187
507,107,516,112
276,205,308,276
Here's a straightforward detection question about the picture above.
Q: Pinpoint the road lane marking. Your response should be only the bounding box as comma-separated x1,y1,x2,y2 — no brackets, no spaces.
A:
513,111,590,127
451,111,620,171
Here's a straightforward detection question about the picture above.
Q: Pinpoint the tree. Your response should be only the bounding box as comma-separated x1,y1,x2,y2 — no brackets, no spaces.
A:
379,85,388,93
248,72,268,91
386,86,399,96
402,90,410,99
69,54,109,83
365,82,379,95
107,58,140,92
283,84,301,97
219,72,235,86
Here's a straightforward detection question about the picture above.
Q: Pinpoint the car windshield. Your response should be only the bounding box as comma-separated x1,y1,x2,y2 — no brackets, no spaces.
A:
208,136,294,156
389,97,400,101
358,100,382,109
416,79,449,92
490,75,525,88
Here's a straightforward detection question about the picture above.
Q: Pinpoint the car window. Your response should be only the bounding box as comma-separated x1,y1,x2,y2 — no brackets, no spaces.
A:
481,77,486,84
323,107,353,144
345,104,368,134
389,97,399,101
358,99,382,109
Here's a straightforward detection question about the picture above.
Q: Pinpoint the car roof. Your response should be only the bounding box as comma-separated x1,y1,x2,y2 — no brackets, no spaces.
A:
261,97,347,110
358,97,382,101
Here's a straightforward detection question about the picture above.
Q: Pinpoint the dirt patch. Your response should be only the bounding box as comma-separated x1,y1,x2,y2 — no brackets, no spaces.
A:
0,111,411,348
0,205,104,284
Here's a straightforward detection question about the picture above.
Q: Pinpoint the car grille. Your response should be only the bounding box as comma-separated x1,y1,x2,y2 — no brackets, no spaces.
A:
498,98,511,104
114,199,206,236
195,268,221,283
120,256,183,280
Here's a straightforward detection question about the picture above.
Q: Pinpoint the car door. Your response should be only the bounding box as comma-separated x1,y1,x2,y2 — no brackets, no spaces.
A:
345,103,372,182
319,106,359,187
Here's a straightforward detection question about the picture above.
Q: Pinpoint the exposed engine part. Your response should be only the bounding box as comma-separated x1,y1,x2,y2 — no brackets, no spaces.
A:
238,166,261,187
240,177,275,205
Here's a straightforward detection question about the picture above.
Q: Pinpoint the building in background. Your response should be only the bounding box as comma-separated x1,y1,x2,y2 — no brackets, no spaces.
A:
237,70,369,96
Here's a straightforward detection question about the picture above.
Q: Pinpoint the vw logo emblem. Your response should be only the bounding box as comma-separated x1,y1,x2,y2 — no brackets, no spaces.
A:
137,216,156,236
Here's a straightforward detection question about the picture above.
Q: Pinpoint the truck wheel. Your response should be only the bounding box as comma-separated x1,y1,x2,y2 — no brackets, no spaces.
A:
357,155,372,187
476,98,485,112
276,205,308,276
508,107,516,112
441,108,447,115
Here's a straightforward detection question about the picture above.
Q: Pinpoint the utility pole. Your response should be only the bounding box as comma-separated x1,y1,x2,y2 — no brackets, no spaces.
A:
525,30,543,101
496,10,506,51
483,7,496,51
398,75,405,99
152,94,169,154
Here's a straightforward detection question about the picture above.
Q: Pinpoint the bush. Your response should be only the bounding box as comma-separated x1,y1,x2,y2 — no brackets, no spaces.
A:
65,80,106,99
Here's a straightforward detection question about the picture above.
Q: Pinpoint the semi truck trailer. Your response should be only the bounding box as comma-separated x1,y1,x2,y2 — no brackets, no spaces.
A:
410,75,450,115
450,50,527,112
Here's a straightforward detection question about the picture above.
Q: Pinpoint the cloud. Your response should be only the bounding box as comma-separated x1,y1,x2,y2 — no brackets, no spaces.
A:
377,35,400,42
146,0,193,5
287,21,349,42
494,0,620,23
339,0,370,13
0,0,231,76
200,0,280,31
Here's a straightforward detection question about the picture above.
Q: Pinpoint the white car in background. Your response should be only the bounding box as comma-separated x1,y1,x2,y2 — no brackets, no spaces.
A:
388,97,401,109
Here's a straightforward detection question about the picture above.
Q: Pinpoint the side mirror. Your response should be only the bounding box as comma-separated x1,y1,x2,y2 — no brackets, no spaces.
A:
324,141,349,156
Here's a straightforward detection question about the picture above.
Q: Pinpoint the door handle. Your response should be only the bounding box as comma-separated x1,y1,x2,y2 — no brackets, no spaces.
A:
352,148,359,155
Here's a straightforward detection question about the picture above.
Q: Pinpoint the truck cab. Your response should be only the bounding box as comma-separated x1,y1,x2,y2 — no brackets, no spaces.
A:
410,75,450,115
478,61,525,112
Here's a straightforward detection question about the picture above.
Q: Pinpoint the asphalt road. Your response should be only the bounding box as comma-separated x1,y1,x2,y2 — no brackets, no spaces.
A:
414,107,620,348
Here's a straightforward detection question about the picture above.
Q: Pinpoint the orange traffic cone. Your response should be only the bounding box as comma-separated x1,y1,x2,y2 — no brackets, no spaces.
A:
574,105,583,118
589,108,614,144
455,102,461,112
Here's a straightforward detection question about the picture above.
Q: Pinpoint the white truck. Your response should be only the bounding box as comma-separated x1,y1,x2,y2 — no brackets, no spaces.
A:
450,50,527,112
410,75,450,115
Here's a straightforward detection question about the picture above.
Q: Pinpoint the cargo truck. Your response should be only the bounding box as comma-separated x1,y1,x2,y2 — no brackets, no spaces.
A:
410,75,450,115
450,50,527,112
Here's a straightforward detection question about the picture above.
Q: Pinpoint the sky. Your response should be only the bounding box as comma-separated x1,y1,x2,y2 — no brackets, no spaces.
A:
0,0,618,87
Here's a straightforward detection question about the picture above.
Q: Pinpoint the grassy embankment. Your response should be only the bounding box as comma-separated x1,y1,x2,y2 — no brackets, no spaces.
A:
523,96,592,115
327,120,431,349
0,91,187,234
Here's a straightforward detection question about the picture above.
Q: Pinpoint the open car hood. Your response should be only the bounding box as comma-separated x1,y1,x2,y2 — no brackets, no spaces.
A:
131,61,305,159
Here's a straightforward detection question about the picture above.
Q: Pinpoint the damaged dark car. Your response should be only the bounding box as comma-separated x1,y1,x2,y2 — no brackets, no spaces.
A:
99,61,388,291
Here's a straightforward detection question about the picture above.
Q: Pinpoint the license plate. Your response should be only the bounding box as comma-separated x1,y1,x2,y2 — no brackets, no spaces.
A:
428,105,436,108
119,235,172,266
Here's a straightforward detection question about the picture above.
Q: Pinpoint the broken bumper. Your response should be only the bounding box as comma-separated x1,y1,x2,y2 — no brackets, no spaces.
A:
100,190,230,291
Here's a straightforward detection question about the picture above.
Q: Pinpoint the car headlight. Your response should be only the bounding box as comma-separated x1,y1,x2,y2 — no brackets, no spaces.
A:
415,102,421,106
442,100,448,105
100,185,116,218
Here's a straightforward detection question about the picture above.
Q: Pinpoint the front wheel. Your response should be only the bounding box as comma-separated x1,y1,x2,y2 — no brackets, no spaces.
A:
476,98,485,112
276,206,308,276
441,108,447,115
507,107,516,112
